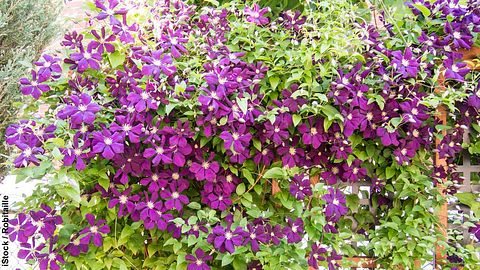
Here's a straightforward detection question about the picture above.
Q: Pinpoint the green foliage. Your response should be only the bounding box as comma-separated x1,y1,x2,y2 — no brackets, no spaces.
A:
0,0,61,173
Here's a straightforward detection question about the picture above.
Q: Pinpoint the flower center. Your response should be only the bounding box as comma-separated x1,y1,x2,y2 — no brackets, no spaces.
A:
141,92,149,100
332,167,339,174
292,225,298,233
156,147,164,154
401,59,409,67
366,112,373,121
261,149,268,155
226,175,233,182
202,161,210,169
453,32,461,39
74,148,82,156
401,148,407,156
250,233,256,239
122,124,132,132
49,253,56,260
147,201,154,209
289,147,296,155
225,232,233,240
152,174,159,181
232,132,239,140
310,127,318,135
78,104,87,112
411,108,418,115
172,192,179,199
333,198,339,205
23,147,32,157
353,168,359,174
90,226,98,233
84,52,91,59
119,195,128,204
172,172,180,180
153,60,162,66
196,259,203,266
104,137,113,145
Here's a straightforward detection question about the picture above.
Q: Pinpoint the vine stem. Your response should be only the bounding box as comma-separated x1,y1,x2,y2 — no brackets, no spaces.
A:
233,165,266,203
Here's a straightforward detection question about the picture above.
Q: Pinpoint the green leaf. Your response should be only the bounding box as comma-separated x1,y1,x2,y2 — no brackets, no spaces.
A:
108,51,125,68
221,254,234,266
236,183,246,195
269,76,280,90
118,225,134,246
292,114,301,127
412,3,431,17
242,169,255,186
98,176,110,191
263,167,284,179
187,202,201,210
386,167,396,179
237,97,248,114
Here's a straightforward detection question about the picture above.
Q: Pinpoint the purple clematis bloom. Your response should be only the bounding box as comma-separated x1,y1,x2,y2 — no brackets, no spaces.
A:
189,154,220,181
8,213,36,243
469,223,480,241
35,54,62,79
65,237,89,257
322,188,348,222
69,43,102,73
160,28,188,58
298,118,325,149
79,214,110,247
289,174,312,200
19,70,50,99
443,58,470,81
38,240,65,270
143,136,173,165
219,125,252,152
160,182,189,211
283,218,304,244
91,128,124,159
95,0,127,25
244,4,270,25
142,50,176,79
89,27,116,54
186,249,212,270
57,93,101,126
391,47,419,78
207,225,244,254
108,187,137,217
13,142,44,168
243,224,269,252
62,134,92,170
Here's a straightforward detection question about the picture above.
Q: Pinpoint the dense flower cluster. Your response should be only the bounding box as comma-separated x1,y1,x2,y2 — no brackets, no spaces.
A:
5,0,480,269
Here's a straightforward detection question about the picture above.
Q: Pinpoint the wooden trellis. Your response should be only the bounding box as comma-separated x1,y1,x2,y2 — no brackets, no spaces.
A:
306,48,480,270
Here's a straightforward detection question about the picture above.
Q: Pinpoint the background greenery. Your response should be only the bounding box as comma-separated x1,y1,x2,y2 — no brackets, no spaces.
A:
0,0,61,174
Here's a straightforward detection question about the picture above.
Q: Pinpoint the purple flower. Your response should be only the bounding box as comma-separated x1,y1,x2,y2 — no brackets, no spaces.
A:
244,4,270,25
219,125,252,152
243,224,269,252
283,218,304,244
57,93,101,126
13,142,44,168
391,47,419,78
280,10,306,31
34,54,62,79
189,154,220,181
95,0,127,24
469,222,480,241
108,187,137,217
298,118,325,149
112,20,138,44
342,159,367,182
143,136,173,165
443,58,470,81
19,70,50,99
160,182,189,211
142,50,176,79
186,249,212,270
322,188,348,222
160,28,188,58
79,214,110,247
38,241,65,270
8,213,35,243
92,128,125,159
289,174,312,200
89,27,116,53
308,243,327,269
62,134,92,170
277,138,305,168
393,140,417,165
207,225,244,254
65,237,89,256
69,43,102,73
